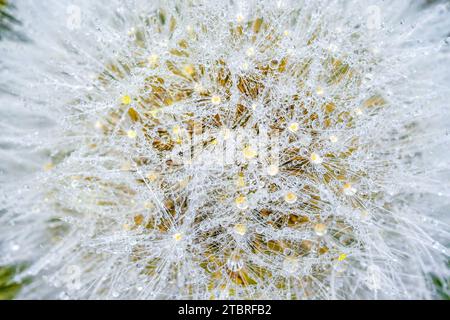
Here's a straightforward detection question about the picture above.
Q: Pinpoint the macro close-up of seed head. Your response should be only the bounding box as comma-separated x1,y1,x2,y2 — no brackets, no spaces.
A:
0,0,449,300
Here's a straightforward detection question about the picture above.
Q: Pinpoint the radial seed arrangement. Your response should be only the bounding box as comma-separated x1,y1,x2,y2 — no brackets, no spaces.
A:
0,0,449,300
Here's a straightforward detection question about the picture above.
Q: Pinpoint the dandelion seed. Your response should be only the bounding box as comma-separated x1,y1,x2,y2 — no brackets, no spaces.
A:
310,153,323,165
121,95,132,105
283,257,300,274
235,196,248,210
127,130,137,139
236,175,246,187
316,87,325,96
43,163,54,172
246,47,255,57
148,54,159,66
234,224,247,236
183,64,195,76
95,121,103,130
226,255,244,272
343,183,357,196
267,164,279,176
221,128,232,140
172,125,181,135
194,82,205,93
173,233,183,242
242,146,257,160
284,192,298,204
288,122,300,133
354,108,363,116
338,253,348,262
329,135,338,143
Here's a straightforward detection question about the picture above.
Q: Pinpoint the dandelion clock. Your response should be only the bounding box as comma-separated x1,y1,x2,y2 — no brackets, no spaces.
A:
0,0,449,300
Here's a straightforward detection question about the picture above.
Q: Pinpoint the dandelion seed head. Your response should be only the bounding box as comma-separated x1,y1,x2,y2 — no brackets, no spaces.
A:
1,0,450,300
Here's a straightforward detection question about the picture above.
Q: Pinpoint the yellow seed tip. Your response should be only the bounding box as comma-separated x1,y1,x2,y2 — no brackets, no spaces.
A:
173,233,183,241
310,152,323,165
243,146,258,159
288,122,300,133
121,95,132,105
267,164,279,176
127,130,137,139
211,95,222,105
234,224,247,236
338,253,347,261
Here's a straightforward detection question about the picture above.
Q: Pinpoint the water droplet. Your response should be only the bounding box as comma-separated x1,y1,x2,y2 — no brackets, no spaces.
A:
226,255,244,272
283,257,300,274
314,223,327,236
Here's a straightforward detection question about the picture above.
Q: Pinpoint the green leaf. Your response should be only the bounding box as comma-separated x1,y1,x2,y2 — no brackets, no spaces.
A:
431,273,449,300
0,265,29,300
0,0,23,40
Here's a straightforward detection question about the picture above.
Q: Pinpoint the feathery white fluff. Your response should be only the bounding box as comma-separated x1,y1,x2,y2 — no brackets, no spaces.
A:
0,0,449,299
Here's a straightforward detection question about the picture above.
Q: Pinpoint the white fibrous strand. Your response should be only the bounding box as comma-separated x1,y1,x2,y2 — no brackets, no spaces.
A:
0,0,450,300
